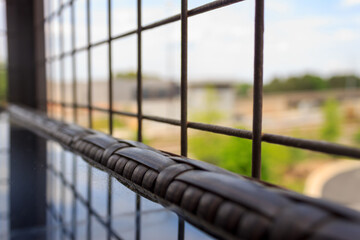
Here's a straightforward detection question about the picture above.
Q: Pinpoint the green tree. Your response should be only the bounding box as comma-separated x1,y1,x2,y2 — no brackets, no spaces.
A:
264,74,360,93
264,74,327,93
328,75,360,89
114,71,137,80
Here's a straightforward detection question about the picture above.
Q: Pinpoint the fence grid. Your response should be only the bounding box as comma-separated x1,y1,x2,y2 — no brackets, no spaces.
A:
41,0,360,239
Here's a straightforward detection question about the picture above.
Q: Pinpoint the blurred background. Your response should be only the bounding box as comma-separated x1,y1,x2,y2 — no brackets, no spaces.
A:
1,0,360,197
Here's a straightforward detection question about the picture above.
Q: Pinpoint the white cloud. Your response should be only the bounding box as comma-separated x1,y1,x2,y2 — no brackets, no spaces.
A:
332,29,360,41
263,13,360,81
266,0,292,14
342,0,360,6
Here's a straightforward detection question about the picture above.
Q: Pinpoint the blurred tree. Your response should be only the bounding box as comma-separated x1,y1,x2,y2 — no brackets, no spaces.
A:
264,74,327,93
263,74,360,93
320,99,341,142
114,71,160,81
114,71,137,80
328,75,360,89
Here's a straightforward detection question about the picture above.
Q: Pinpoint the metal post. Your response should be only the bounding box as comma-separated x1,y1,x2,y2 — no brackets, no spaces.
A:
6,0,47,237
6,0,46,109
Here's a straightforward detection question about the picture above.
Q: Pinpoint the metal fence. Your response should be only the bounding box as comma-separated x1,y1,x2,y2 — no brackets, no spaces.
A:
42,0,360,237
10,104,360,240
13,0,360,239
43,0,360,177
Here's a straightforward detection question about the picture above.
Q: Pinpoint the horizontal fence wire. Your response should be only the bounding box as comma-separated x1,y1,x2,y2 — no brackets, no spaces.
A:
47,101,360,159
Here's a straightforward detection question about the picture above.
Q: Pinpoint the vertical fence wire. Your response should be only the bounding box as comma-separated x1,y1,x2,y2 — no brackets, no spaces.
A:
136,1,143,239
71,0,77,124
180,0,188,159
179,0,188,239
60,151,66,237
137,2,142,143
59,1,65,122
71,1,78,239
251,0,265,179
107,0,113,239
86,0,92,128
47,2,53,118
46,0,53,235
86,0,93,239
59,1,67,237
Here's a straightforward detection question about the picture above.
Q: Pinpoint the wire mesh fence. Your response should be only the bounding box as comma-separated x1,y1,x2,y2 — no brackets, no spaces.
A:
42,0,360,236
2,0,359,239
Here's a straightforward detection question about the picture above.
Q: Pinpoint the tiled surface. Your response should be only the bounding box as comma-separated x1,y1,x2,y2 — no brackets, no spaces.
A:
0,112,214,239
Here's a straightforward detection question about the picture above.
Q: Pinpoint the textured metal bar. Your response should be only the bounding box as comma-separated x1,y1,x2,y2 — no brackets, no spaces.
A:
10,105,360,240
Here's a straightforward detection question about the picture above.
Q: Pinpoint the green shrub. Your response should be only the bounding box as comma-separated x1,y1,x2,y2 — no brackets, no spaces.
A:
354,130,360,145
93,117,125,131
320,99,341,142
189,130,308,192
189,133,255,176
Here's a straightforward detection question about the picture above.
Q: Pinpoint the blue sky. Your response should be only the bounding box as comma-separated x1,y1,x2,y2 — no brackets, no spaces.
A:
1,0,360,83
262,0,360,81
